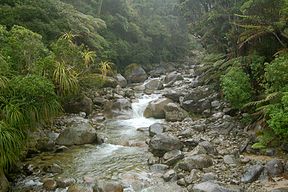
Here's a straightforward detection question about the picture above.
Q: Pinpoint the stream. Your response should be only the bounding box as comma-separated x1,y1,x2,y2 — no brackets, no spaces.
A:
12,92,184,191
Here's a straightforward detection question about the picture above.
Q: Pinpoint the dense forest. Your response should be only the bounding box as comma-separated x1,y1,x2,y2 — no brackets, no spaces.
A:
0,0,287,186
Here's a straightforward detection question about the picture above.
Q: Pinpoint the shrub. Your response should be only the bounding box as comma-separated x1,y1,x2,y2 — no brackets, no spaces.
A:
221,67,253,109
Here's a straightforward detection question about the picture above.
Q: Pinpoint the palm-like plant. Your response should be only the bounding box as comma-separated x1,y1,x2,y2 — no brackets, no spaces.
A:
60,32,77,44
99,61,113,78
82,50,96,68
53,61,79,96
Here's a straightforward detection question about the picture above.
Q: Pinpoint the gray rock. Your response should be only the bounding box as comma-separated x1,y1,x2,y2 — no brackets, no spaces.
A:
211,100,221,108
163,169,177,182
144,98,172,118
149,133,183,157
64,95,93,115
68,184,93,192
177,178,187,186
265,159,284,177
271,188,288,192
184,169,201,184
178,154,213,171
193,181,239,192
164,71,184,84
93,181,124,192
115,74,127,88
144,79,163,92
163,91,185,102
43,178,57,191
44,163,63,174
56,120,97,146
102,76,118,88
201,173,217,182
56,178,76,188
125,64,147,83
223,155,237,165
199,141,217,155
104,98,132,118
149,123,169,137
189,145,207,156
163,149,184,165
241,164,264,183
164,103,189,122
150,164,169,173
0,170,9,192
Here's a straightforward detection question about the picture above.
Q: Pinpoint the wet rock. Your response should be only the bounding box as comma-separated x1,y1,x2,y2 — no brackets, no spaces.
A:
163,149,184,165
149,123,169,137
150,164,169,173
241,164,264,183
43,178,57,191
64,95,93,115
43,163,63,174
144,98,173,118
56,178,76,188
0,170,9,192
93,181,124,192
164,71,184,85
163,91,185,102
115,74,127,88
265,159,284,177
163,169,177,182
68,184,93,192
164,103,189,122
192,181,239,192
56,120,97,146
104,98,132,118
178,154,213,171
149,133,183,157
125,64,147,83
144,79,163,92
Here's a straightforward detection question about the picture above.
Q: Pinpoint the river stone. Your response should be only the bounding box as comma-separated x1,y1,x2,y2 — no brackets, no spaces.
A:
201,172,218,182
189,145,207,156
178,154,213,171
0,170,9,192
43,178,57,191
102,76,118,88
163,91,185,102
68,184,93,192
104,98,132,118
271,188,288,192
56,178,76,188
149,133,183,157
265,159,284,177
150,164,169,173
149,123,169,137
163,149,184,165
184,169,201,184
163,169,177,182
241,164,264,183
164,71,184,84
93,181,123,192
192,181,239,192
125,64,147,83
144,98,172,118
64,95,93,115
43,163,63,174
198,141,217,155
144,79,163,92
56,121,97,146
164,103,189,122
115,74,127,88
223,155,237,165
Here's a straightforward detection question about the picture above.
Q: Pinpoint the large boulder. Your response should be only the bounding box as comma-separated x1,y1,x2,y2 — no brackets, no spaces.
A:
102,76,118,88
0,170,9,192
104,98,132,118
181,86,214,114
164,103,188,122
164,71,184,85
265,159,284,177
144,79,163,94
144,98,172,118
124,64,147,83
115,74,127,88
177,154,213,171
56,119,97,146
241,164,264,183
64,95,93,115
149,133,183,157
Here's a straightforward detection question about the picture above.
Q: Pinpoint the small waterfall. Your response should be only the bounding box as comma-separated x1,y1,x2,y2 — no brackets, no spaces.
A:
132,94,160,118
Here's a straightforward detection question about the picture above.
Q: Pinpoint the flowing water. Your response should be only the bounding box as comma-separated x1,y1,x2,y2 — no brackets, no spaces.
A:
13,93,180,191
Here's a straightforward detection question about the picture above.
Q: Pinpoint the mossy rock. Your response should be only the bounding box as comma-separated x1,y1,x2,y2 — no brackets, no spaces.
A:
124,63,147,83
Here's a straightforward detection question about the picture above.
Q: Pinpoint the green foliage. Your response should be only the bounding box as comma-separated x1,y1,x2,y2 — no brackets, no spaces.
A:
79,73,105,89
265,53,288,92
221,67,253,109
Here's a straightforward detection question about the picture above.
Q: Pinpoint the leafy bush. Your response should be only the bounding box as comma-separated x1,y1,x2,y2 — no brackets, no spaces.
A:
267,93,288,140
221,67,253,109
265,53,288,92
